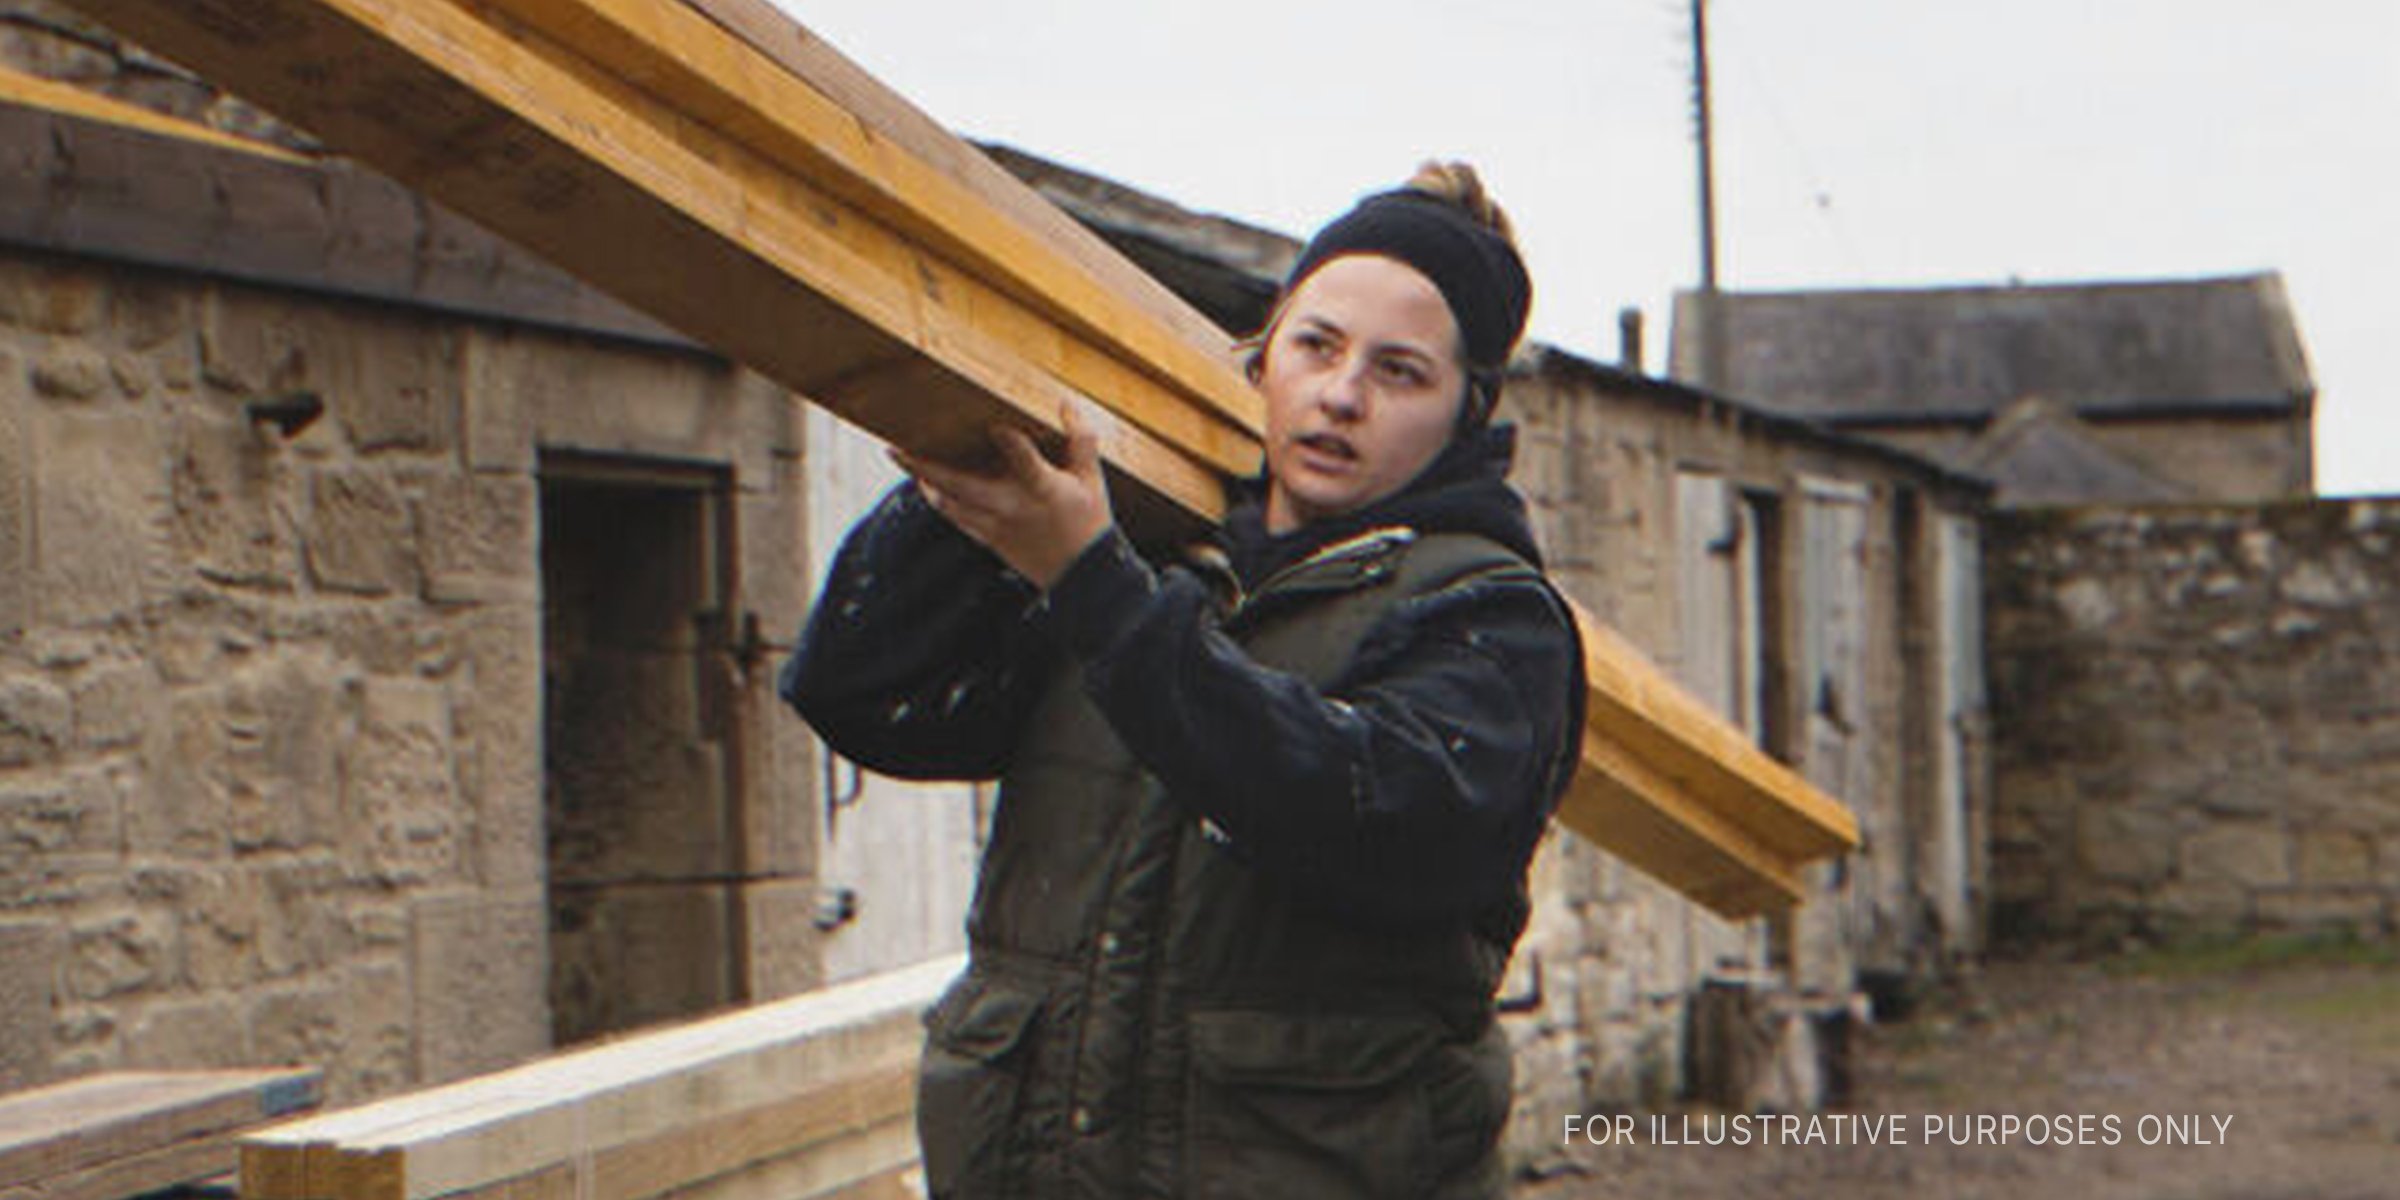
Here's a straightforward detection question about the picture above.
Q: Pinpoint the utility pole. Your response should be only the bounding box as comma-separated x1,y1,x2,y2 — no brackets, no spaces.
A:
1692,0,1719,294
1690,0,1729,388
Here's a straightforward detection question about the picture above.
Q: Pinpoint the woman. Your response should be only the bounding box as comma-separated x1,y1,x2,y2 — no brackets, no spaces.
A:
782,163,1585,1199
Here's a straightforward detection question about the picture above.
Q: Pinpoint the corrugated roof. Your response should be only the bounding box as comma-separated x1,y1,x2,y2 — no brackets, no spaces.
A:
1670,275,2316,423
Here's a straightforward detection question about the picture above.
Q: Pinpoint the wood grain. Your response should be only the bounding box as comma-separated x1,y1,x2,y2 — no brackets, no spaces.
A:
0,1069,320,1198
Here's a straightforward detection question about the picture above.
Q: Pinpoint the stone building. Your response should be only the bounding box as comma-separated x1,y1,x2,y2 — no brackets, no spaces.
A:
1669,276,2317,507
0,1,1992,1175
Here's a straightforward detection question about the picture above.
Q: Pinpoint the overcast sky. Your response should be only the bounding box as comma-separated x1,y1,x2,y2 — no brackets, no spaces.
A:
770,1,2398,497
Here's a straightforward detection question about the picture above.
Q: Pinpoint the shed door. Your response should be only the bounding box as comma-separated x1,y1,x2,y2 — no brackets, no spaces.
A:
1674,471,1765,736
1791,477,1874,992
1673,470,1770,973
1930,512,1985,951
802,409,983,983
1800,481,1872,803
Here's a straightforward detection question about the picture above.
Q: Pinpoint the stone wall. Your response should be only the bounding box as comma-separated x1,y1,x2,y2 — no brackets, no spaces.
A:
0,249,818,1101
1986,499,2400,945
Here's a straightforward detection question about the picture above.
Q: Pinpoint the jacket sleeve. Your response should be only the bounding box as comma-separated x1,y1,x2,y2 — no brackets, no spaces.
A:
1034,529,1585,927
778,482,1057,780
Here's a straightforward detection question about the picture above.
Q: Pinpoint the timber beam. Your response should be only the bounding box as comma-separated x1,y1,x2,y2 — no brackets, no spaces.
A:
59,0,1858,916
232,957,952,1200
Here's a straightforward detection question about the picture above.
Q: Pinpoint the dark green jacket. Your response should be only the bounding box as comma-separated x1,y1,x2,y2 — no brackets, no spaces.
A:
783,433,1583,1198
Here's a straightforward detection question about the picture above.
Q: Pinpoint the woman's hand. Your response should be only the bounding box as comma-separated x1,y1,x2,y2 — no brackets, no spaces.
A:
891,402,1115,590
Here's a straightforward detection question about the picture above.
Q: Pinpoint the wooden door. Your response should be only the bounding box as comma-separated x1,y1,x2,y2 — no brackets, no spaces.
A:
1790,477,1874,993
1673,471,1771,973
1929,512,1985,951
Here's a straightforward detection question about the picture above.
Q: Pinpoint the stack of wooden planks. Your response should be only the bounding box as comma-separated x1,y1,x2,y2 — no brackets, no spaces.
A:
57,0,1858,915
231,957,951,1200
0,1068,321,1200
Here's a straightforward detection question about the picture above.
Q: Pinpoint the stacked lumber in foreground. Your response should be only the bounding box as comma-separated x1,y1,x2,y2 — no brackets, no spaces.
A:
59,0,1858,916
0,1068,321,1200
235,956,955,1200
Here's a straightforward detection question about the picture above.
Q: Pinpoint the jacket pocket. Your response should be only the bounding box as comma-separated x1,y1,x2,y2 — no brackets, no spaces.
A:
917,973,1043,1198
1184,1009,1441,1200
1416,1022,1514,1199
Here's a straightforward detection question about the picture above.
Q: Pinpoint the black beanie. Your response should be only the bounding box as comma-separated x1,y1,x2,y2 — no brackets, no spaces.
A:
1281,187,1532,373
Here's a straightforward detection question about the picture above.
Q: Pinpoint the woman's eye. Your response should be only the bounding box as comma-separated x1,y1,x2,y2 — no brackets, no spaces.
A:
1379,359,1427,387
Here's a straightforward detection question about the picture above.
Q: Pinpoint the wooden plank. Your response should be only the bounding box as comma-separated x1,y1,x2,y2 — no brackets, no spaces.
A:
504,0,1261,439
681,0,1243,368
584,1055,915,1200
1572,612,1858,869
240,956,956,1200
806,1159,924,1200
1568,726,1801,918
435,1118,921,1200
11,1134,226,1200
653,1116,918,1200
0,1068,320,1193
418,1160,577,1200
65,0,1240,539
57,0,1859,915
331,1010,919,1200
237,1132,315,1200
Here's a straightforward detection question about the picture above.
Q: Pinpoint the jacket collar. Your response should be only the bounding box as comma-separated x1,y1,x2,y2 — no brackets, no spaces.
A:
1221,422,1542,593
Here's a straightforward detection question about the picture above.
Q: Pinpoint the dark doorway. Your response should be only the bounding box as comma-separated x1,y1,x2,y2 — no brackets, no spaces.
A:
538,455,746,1046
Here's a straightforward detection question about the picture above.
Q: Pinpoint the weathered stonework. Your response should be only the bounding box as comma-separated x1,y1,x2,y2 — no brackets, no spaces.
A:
38,408,168,624
459,328,539,474
63,909,174,1002
407,890,550,1088
0,257,105,335
199,288,462,454
307,469,417,595
122,994,251,1071
0,921,61,1086
1989,499,2400,943
68,659,157,752
0,672,69,767
448,607,545,889
1,364,28,638
343,677,462,887
740,878,828,1003
417,474,536,604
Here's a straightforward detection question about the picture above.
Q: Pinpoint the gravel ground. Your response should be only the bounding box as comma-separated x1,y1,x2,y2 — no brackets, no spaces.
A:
1523,942,2400,1200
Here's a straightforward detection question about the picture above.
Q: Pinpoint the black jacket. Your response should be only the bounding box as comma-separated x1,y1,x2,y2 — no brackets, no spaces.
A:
782,424,1583,929
781,425,1585,1197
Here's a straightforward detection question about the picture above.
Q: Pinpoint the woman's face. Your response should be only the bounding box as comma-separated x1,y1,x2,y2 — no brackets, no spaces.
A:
1257,254,1468,534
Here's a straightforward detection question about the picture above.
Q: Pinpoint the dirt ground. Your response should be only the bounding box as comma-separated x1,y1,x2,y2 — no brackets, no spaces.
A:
1524,940,2400,1200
